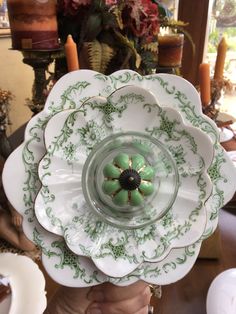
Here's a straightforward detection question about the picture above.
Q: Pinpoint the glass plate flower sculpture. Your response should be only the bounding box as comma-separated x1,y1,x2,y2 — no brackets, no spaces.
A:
3,70,236,285
35,85,213,277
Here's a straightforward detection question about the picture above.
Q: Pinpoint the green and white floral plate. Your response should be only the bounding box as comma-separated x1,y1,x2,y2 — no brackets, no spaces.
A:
3,70,236,285
35,85,212,277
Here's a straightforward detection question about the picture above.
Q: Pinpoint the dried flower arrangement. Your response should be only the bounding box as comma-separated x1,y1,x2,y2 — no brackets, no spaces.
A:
57,0,191,74
0,88,12,132
0,88,13,159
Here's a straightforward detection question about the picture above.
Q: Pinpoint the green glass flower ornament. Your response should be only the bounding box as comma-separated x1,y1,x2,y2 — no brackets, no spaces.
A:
102,153,155,207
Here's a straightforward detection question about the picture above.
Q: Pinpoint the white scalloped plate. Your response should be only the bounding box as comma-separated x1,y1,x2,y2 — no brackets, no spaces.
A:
3,70,236,286
34,85,213,277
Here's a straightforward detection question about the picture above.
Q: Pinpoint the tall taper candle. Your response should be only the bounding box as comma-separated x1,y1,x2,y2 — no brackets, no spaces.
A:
214,37,228,80
65,34,79,72
199,63,211,107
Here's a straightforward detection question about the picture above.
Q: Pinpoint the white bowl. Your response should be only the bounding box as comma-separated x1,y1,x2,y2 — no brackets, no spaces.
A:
207,269,236,314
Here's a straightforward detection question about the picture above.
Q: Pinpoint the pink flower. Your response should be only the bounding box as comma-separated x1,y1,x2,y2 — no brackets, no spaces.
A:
123,0,159,43
105,0,118,5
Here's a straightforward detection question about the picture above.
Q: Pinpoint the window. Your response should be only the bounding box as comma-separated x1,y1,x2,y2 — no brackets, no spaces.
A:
206,0,236,126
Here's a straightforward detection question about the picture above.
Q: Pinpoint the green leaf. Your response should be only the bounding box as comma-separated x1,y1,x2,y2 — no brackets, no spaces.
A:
84,13,102,41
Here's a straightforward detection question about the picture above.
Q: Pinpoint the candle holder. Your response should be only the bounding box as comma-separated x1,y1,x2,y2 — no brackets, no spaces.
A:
7,0,60,51
200,77,236,152
22,49,64,115
201,77,233,123
157,33,184,68
156,66,180,74
6,0,64,114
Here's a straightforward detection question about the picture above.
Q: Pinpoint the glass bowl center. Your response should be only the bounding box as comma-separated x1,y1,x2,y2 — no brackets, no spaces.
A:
82,132,179,229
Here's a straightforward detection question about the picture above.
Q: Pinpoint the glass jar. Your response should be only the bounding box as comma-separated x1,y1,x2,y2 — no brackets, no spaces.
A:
158,33,184,67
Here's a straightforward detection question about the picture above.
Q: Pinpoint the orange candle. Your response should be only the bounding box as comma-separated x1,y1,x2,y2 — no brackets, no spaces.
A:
199,63,211,107
65,35,79,72
213,37,228,80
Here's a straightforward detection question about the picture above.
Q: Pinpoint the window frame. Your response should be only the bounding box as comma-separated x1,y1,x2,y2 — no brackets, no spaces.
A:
178,0,211,85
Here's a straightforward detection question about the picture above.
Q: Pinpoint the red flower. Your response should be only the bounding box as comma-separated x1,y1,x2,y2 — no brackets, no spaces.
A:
124,0,159,43
57,0,91,16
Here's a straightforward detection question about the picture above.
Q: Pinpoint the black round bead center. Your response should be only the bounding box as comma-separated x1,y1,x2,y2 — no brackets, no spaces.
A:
119,169,141,191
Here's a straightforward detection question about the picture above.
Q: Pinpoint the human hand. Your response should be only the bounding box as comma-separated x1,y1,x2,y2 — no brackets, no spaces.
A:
11,212,23,230
45,280,152,314
8,203,23,230
86,281,152,314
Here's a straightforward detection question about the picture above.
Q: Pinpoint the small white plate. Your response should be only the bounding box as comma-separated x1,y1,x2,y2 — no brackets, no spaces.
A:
0,253,46,314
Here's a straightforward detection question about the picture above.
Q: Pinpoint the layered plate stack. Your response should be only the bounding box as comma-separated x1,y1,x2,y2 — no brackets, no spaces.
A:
3,70,236,287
